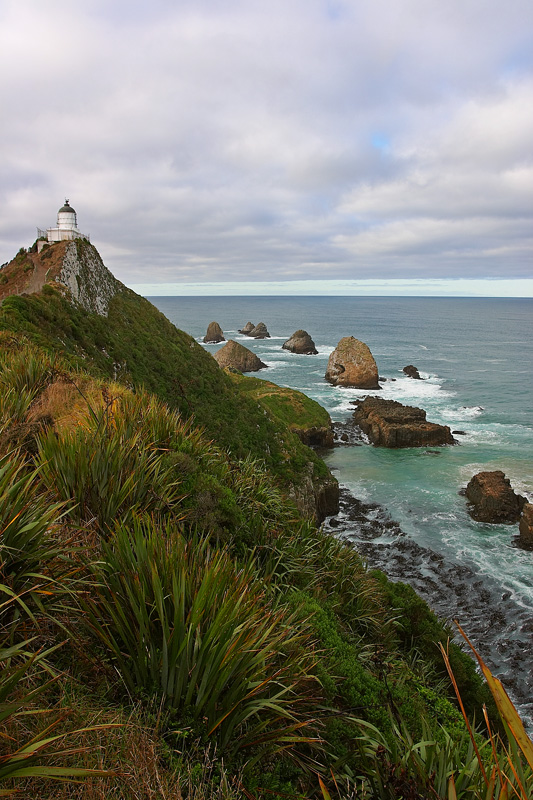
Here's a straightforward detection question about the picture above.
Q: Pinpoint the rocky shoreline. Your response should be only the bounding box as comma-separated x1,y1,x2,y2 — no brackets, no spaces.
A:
323,486,533,732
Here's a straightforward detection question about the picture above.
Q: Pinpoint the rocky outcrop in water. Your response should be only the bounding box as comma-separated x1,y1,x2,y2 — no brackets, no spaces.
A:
282,330,318,355
403,365,422,379
203,321,225,343
465,471,526,524
239,321,255,334
248,322,270,339
352,396,455,447
214,340,267,372
325,337,380,389
519,503,533,546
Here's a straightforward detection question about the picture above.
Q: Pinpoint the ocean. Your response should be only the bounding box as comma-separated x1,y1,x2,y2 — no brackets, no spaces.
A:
150,296,533,726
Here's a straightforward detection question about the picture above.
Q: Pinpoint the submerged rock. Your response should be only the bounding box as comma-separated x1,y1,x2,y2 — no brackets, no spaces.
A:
203,321,225,343
519,503,533,546
403,365,422,380
465,471,526,524
352,396,455,448
248,322,271,339
282,330,318,355
325,336,380,389
213,340,267,372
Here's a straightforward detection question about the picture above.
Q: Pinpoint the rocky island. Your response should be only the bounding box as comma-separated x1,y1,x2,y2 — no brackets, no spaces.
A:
213,339,267,372
282,329,318,354
464,470,526,524
352,396,456,447
325,336,380,388
203,320,225,343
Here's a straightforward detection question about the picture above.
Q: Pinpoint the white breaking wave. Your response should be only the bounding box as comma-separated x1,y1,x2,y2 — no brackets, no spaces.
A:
440,405,485,421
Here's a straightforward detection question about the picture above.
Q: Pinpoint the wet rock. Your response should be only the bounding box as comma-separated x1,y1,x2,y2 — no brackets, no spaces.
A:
282,329,318,355
214,340,267,372
519,503,533,545
465,471,526,524
248,321,271,339
323,487,533,728
203,321,225,343
403,364,422,379
452,430,467,436
325,336,380,389
352,396,455,448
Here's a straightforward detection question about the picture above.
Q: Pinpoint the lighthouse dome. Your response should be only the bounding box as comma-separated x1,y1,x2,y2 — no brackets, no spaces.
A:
58,200,76,215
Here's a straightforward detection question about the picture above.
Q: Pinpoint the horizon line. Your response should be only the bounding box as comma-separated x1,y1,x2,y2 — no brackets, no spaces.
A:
128,277,533,298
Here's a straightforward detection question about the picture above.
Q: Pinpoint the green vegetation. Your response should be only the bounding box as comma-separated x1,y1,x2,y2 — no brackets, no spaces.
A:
0,244,531,797
0,282,330,501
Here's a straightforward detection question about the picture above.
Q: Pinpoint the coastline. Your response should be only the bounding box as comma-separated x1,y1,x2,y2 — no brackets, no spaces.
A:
323,484,533,733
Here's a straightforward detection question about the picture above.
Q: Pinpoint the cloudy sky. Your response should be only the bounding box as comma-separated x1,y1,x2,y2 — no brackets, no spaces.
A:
1,0,532,295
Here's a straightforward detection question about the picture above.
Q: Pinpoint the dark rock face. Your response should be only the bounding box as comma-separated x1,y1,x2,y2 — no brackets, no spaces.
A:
352,396,455,448
519,503,533,545
213,340,267,372
282,330,318,355
289,465,339,522
248,322,270,339
203,321,225,343
294,425,334,448
403,365,422,379
239,321,255,334
325,337,380,389
465,471,526,524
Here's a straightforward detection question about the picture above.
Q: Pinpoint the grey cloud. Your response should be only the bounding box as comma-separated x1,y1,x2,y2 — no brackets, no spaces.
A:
1,0,532,285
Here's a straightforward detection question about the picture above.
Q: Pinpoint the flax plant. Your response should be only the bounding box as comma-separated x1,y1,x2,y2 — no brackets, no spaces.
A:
0,454,69,624
35,410,184,533
84,517,323,765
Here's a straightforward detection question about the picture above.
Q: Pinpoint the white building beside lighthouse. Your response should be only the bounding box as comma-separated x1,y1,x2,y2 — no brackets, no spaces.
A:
37,200,89,250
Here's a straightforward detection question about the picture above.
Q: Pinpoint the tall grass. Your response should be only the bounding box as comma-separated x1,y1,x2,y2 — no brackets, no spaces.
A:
35,404,184,533
84,517,323,765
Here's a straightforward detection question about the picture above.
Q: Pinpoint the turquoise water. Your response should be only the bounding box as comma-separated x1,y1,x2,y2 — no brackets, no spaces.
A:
151,296,533,719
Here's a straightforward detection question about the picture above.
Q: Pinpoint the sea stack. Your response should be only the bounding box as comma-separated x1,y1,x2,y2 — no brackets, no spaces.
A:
248,322,271,339
239,322,255,334
282,330,318,355
325,337,380,389
403,365,422,380
465,471,526,524
203,321,225,343
213,340,267,372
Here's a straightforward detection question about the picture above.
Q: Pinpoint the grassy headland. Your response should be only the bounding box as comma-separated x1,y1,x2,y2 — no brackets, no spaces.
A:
0,240,530,799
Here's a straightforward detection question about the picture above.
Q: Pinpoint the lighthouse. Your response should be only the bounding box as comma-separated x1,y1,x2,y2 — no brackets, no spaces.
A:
37,199,89,250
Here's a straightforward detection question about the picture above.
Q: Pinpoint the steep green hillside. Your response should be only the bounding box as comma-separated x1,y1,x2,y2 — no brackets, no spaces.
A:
0,336,514,800
0,241,336,517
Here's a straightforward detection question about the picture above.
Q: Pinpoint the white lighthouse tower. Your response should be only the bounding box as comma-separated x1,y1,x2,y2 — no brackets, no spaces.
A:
37,199,89,250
